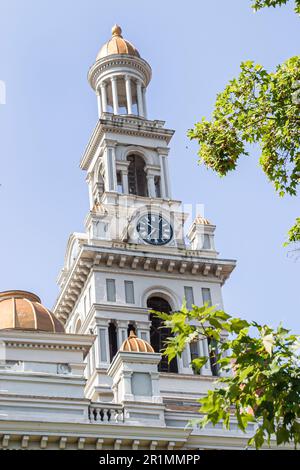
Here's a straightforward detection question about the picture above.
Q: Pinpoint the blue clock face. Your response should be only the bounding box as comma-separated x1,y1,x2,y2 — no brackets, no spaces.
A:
136,213,173,246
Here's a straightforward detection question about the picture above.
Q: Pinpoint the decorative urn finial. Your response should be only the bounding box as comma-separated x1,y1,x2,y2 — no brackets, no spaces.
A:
112,24,122,37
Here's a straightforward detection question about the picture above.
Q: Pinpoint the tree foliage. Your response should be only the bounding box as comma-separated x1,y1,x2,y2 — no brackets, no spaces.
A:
188,57,300,244
155,305,300,449
251,0,300,14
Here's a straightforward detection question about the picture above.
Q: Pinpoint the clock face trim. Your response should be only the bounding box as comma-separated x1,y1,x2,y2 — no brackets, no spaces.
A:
136,213,173,246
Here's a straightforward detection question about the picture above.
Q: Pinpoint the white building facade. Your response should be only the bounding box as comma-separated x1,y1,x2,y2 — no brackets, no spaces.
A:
0,25,255,450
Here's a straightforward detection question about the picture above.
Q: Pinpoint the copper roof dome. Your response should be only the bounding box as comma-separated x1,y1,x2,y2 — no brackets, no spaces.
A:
120,331,154,353
96,25,140,61
0,291,64,333
194,215,211,225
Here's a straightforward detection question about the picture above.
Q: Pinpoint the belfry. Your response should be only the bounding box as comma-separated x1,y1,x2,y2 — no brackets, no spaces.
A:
0,25,244,450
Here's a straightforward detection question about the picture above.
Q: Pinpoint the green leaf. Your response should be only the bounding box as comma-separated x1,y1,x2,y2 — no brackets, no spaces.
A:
191,356,209,372
276,426,290,446
262,333,275,355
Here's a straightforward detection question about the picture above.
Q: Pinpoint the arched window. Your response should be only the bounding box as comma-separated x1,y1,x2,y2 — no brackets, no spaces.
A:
127,154,148,197
75,318,82,334
147,296,178,373
108,322,118,362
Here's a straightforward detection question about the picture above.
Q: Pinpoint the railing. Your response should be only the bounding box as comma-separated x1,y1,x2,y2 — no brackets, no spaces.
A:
89,403,124,423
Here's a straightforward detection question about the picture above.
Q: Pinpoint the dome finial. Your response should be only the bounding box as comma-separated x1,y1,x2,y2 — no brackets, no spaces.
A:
129,330,136,338
112,24,122,37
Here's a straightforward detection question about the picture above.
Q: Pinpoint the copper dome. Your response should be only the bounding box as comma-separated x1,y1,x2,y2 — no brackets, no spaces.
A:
194,215,211,225
120,330,154,353
96,25,140,61
0,290,64,333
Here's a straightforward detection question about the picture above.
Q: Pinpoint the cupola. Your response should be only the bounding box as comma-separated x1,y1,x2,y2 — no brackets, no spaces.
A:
88,25,152,118
0,290,64,333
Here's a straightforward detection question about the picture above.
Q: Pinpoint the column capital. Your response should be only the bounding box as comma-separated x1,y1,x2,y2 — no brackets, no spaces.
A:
135,320,151,329
145,165,160,175
95,319,110,328
116,320,129,329
116,161,130,173
103,139,118,148
110,75,118,82
122,370,133,379
156,147,170,156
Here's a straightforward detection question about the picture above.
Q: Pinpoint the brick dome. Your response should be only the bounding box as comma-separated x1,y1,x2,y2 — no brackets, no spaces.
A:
0,290,64,333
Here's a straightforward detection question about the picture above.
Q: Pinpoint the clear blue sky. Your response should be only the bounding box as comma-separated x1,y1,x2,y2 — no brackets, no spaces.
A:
0,1,299,331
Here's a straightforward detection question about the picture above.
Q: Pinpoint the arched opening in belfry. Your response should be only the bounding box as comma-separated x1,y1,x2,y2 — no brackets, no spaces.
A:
147,296,178,374
127,154,148,197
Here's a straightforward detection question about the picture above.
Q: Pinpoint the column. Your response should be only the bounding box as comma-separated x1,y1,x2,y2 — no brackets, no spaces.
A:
136,80,144,117
158,150,171,198
125,75,133,115
198,337,212,376
100,82,108,113
111,76,119,115
89,344,95,374
146,173,156,198
96,90,102,118
158,154,166,198
87,173,94,210
116,320,128,348
178,346,193,375
121,170,129,194
142,87,148,119
104,142,117,192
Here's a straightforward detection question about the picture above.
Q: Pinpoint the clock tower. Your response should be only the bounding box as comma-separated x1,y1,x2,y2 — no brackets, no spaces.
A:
53,25,236,402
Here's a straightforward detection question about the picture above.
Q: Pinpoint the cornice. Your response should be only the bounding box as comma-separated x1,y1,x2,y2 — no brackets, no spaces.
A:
53,243,236,324
0,330,94,358
88,55,152,90
80,116,175,171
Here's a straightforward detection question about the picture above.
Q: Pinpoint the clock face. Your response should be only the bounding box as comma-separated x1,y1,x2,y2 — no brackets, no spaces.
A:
136,213,173,246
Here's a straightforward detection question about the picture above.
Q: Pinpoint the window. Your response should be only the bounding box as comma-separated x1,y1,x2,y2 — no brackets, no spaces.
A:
203,234,211,250
117,171,123,193
184,286,194,309
108,322,118,362
154,176,161,198
202,287,212,306
127,154,148,197
124,280,135,304
147,296,178,373
106,279,116,302
75,318,82,334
